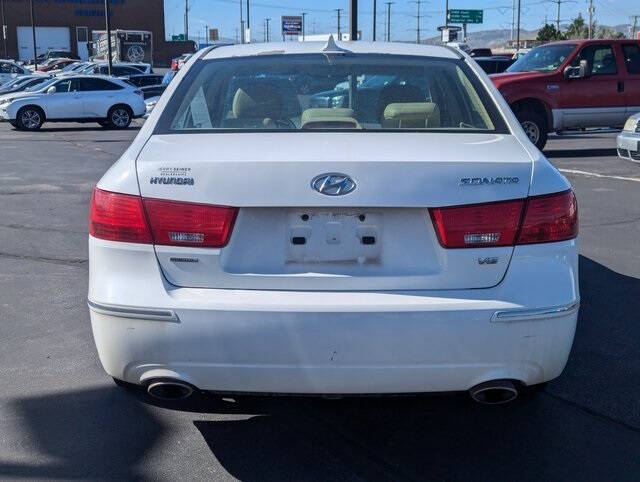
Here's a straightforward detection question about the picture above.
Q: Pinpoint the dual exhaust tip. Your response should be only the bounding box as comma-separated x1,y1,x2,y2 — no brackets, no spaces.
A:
146,378,520,404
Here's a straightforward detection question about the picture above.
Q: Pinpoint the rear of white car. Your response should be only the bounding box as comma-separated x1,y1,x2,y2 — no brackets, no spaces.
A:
88,42,579,402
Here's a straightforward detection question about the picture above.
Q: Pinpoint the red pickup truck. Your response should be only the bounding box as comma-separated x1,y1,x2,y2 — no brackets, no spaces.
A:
491,39,640,149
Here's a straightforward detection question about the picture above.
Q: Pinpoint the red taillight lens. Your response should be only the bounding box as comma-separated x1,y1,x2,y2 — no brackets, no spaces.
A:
89,188,153,243
429,199,524,248
89,188,238,247
517,190,578,244
429,190,578,249
143,198,237,248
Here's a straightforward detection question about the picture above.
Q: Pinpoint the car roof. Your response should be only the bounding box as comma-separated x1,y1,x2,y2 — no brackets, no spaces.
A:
202,41,460,60
540,39,639,46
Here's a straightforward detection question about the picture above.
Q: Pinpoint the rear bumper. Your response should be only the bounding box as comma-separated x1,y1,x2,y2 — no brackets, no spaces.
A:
88,237,580,394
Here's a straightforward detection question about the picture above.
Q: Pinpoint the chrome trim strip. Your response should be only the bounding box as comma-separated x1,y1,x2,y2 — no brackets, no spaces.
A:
87,300,180,322
491,302,579,323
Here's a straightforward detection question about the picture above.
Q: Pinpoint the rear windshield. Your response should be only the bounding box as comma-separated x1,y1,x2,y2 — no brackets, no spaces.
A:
156,54,507,133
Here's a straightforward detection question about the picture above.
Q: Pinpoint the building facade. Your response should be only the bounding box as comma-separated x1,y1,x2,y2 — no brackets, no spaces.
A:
0,0,194,66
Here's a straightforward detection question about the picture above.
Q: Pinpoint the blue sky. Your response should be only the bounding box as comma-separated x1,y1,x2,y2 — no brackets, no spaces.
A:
164,0,636,43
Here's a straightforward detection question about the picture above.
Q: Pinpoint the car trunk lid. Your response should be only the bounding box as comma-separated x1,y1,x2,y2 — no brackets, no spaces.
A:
136,132,532,290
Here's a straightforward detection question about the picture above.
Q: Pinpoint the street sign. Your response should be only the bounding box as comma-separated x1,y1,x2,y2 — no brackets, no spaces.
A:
172,34,185,41
209,28,219,42
448,9,483,24
282,15,303,36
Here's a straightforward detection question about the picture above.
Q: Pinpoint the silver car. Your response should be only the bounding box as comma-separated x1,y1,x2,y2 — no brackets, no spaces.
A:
617,113,640,162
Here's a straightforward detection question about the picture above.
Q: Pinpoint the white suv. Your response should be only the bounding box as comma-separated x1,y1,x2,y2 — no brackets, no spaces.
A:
88,41,579,404
0,75,145,130
0,60,29,84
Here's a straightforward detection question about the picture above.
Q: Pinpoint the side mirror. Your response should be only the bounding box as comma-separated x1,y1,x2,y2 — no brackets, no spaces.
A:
563,60,589,80
47,86,57,94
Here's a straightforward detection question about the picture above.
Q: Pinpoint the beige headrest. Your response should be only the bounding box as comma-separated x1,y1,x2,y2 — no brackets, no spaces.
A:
383,102,440,128
232,84,282,119
301,108,360,129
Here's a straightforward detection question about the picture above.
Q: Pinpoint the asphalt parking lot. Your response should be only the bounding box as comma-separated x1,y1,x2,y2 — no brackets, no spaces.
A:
0,123,639,480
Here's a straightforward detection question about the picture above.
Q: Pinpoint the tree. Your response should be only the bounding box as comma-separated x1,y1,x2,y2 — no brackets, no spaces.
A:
595,27,625,39
565,14,588,39
537,23,565,41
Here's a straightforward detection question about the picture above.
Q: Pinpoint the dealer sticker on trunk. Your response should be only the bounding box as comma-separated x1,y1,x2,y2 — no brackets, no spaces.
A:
150,167,195,186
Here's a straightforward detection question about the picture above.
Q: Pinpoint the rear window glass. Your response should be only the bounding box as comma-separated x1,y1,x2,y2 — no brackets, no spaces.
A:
156,54,507,133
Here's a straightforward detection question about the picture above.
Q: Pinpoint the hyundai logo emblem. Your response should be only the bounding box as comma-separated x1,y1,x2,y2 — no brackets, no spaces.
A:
311,173,357,196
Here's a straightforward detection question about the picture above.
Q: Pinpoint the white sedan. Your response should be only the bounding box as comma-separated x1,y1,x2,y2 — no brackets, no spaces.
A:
88,40,579,404
0,75,146,130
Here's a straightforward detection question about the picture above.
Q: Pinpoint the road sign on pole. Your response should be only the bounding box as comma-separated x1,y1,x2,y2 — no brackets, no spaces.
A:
209,28,219,42
281,15,303,36
447,9,483,24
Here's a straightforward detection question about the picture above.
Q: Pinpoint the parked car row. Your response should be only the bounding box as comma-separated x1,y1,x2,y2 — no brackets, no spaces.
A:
0,75,146,130
0,57,177,130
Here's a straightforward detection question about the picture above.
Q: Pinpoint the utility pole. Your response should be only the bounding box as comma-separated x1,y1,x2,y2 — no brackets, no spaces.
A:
385,2,394,42
445,0,449,26
246,0,250,42
511,0,515,40
411,0,423,44
302,12,307,41
349,0,358,40
104,0,112,75
335,9,343,39
29,0,37,69
373,0,377,41
516,0,521,53
265,18,271,42
547,0,563,33
588,0,594,38
239,0,244,43
1,0,7,59
184,0,189,41
631,16,639,39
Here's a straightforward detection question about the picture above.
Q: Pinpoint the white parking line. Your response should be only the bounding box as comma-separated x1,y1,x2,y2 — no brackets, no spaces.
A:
559,169,640,183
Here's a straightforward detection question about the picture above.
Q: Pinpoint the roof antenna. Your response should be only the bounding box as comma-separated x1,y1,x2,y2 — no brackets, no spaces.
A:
322,35,350,55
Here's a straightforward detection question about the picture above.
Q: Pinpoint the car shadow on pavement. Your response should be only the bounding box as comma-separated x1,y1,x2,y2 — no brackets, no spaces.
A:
2,257,638,480
0,386,166,479
36,126,141,133
545,148,619,158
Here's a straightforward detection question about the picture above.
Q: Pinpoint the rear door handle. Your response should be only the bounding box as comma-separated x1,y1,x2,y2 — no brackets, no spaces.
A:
618,81,625,93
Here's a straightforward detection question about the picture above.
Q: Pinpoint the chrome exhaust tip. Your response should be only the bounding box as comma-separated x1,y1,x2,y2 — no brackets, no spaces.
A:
469,380,519,405
146,379,194,400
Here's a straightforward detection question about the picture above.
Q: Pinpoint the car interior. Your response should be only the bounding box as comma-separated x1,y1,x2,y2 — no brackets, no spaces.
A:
169,57,496,132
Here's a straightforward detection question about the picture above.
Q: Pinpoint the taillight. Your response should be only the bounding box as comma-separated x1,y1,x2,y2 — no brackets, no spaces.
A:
429,190,578,249
517,190,578,244
89,188,238,247
429,199,524,248
143,199,237,248
89,188,152,243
